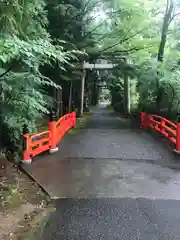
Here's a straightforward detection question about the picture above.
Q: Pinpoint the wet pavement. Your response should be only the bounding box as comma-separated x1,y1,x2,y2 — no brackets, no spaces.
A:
23,104,180,198
23,104,180,239
42,198,180,240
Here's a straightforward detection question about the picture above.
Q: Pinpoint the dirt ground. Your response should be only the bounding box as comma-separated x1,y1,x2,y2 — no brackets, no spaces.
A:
0,155,54,240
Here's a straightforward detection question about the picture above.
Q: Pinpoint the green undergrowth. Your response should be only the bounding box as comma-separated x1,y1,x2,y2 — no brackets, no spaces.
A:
68,112,92,135
0,155,52,239
0,186,24,210
16,205,55,240
107,105,114,113
36,112,93,134
107,104,113,110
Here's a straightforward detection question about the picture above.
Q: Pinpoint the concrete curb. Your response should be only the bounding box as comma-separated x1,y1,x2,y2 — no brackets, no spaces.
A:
19,163,51,199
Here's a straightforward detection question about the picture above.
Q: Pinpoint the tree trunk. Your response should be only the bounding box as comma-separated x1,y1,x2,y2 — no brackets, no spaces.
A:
68,80,73,113
123,58,130,116
80,64,86,116
157,0,174,62
156,0,174,109
55,87,62,117
60,87,63,117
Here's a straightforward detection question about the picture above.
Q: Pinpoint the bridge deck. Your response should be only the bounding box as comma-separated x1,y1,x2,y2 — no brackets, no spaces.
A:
23,105,180,239
23,104,180,199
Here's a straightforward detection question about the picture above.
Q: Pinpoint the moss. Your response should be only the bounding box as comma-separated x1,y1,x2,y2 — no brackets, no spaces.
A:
17,206,55,240
68,112,92,135
0,186,24,210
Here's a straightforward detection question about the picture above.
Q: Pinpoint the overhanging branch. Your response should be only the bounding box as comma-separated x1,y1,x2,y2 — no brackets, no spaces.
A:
169,11,180,24
0,65,14,78
64,0,103,29
99,29,145,53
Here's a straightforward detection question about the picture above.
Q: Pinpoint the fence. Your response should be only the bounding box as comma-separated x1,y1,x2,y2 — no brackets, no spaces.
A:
22,112,76,164
140,112,180,153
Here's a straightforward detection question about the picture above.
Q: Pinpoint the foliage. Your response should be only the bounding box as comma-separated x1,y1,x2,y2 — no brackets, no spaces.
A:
0,0,82,153
1,0,180,156
88,0,180,120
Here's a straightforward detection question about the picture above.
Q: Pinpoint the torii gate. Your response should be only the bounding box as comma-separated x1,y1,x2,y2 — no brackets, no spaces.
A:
80,59,130,117
80,60,119,116
83,60,118,69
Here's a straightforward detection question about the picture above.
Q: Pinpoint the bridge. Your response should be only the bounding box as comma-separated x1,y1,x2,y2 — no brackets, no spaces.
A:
22,104,180,239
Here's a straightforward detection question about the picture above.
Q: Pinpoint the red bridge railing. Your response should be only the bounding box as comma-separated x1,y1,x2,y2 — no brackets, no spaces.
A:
140,112,180,153
22,112,76,164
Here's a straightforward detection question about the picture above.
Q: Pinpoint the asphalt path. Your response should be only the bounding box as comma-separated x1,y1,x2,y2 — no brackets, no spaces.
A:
27,104,180,239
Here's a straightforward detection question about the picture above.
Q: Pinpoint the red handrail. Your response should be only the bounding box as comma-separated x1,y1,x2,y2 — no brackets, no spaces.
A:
22,111,76,164
56,113,75,143
30,131,50,157
140,112,180,153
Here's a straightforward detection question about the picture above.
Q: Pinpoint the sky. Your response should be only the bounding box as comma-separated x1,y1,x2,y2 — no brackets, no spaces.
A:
91,7,107,22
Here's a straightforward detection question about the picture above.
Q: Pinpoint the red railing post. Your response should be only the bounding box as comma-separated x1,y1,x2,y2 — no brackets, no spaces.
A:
49,111,59,154
140,112,148,129
175,121,180,153
22,124,32,164
161,119,165,134
72,111,76,128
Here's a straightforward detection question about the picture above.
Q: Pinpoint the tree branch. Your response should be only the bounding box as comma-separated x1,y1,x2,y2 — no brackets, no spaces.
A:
84,21,107,38
101,46,147,55
64,6,73,18
82,9,122,33
166,0,170,15
64,0,103,29
0,64,14,78
83,0,93,11
169,12,180,24
99,29,145,53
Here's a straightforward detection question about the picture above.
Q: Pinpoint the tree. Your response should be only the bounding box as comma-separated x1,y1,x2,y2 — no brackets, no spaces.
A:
0,0,81,154
85,0,180,119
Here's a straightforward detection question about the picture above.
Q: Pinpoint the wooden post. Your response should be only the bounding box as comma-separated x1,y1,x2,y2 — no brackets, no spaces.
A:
68,80,73,113
72,112,76,128
123,58,130,116
80,62,86,117
176,123,180,152
22,124,32,164
174,115,180,154
49,110,59,154
140,112,148,129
